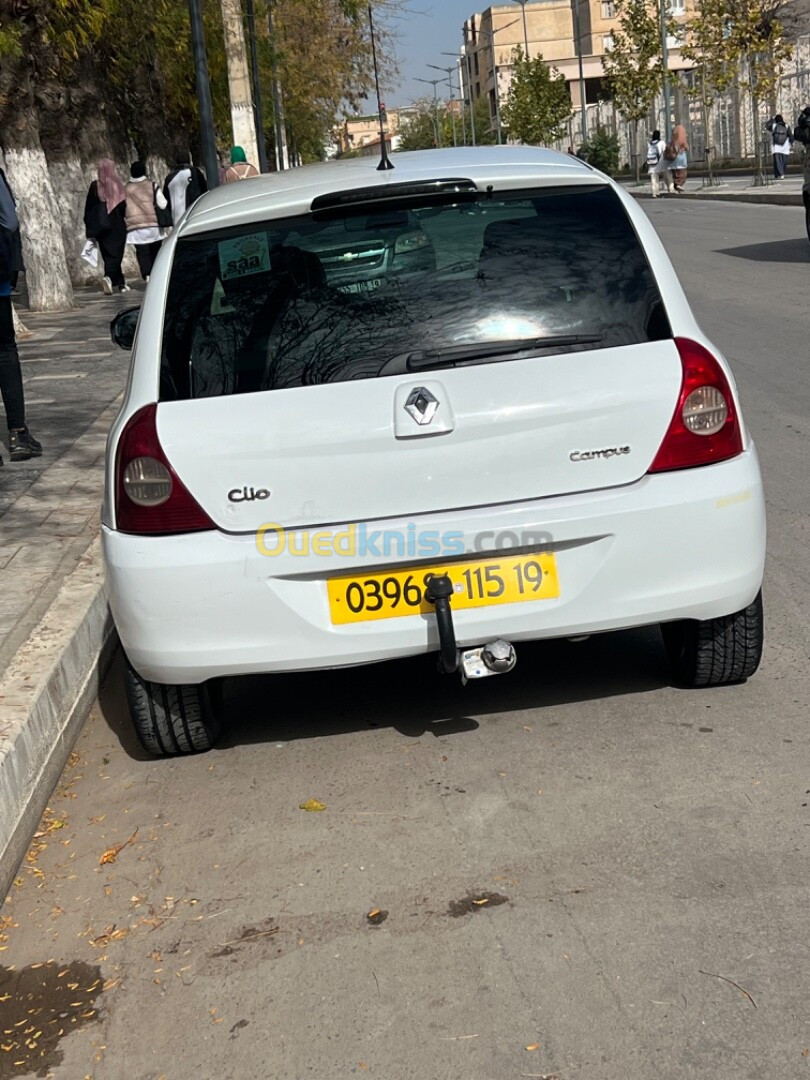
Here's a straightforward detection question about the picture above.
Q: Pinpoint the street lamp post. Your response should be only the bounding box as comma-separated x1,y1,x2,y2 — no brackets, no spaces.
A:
428,64,458,146
187,0,220,187
571,0,588,143
442,51,473,145
245,0,268,172
267,1,289,169
510,0,530,58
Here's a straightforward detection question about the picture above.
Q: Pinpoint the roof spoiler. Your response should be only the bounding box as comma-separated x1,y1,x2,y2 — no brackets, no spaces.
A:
311,178,478,216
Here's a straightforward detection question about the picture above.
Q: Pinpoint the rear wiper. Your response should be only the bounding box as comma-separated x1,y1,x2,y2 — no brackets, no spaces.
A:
405,335,603,371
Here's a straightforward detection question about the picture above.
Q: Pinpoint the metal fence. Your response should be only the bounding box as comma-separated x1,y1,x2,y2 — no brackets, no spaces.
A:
555,34,810,169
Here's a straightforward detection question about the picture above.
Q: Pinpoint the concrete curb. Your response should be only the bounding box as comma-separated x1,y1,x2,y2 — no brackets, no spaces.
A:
629,188,803,207
0,535,116,900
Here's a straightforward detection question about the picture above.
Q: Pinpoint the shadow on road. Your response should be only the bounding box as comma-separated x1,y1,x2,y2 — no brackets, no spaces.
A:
715,237,810,263
100,627,671,757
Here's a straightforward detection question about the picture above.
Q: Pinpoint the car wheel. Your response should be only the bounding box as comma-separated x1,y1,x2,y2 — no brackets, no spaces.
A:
661,591,763,688
123,656,223,755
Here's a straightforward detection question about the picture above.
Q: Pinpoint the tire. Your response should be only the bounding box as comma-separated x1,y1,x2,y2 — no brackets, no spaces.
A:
661,591,763,688
123,656,223,755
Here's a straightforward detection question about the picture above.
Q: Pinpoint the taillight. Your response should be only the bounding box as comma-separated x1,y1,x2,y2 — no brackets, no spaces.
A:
115,404,216,534
648,338,743,473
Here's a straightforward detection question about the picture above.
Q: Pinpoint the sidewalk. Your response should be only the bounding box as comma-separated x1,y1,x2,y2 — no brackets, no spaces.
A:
0,284,137,897
623,172,804,206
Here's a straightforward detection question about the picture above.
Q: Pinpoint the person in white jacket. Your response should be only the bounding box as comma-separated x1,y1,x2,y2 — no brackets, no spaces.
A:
646,130,673,197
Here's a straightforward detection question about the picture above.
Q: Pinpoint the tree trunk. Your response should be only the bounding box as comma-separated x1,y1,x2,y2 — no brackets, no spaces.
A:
749,61,765,182
221,0,260,167
48,159,98,286
1,70,75,313
4,143,75,312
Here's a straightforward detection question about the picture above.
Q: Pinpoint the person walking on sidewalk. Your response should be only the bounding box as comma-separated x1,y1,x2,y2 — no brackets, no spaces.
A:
163,152,208,228
0,168,23,294
84,159,129,294
223,146,259,183
125,161,168,282
668,125,689,193
0,180,41,465
765,114,792,179
646,129,672,197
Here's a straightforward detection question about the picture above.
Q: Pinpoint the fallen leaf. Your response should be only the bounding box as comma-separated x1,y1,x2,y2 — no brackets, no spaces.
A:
99,829,138,866
299,799,326,812
525,1043,541,1051
367,908,380,919
472,898,489,906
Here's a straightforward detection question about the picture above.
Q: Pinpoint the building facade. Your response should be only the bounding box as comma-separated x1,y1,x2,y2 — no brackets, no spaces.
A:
336,107,421,155
461,0,695,142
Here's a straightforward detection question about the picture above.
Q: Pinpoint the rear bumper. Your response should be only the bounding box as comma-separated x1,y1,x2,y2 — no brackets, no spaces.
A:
104,447,766,684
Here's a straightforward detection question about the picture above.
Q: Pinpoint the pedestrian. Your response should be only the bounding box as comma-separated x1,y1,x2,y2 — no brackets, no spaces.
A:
223,146,259,183
0,168,23,294
84,158,129,294
794,106,810,146
125,161,169,282
765,114,792,179
646,129,672,197
0,174,41,464
163,151,208,228
668,125,689,193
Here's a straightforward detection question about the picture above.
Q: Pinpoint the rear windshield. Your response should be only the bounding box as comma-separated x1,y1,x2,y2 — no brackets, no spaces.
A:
159,186,670,401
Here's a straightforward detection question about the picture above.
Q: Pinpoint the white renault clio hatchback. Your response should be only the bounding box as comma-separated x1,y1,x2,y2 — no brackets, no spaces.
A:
104,147,765,755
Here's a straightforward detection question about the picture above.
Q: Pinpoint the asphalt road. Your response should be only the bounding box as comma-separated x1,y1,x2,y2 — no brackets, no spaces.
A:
1,200,809,1080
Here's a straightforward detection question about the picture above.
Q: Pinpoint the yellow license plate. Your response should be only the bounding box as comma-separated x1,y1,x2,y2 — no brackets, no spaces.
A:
327,552,559,625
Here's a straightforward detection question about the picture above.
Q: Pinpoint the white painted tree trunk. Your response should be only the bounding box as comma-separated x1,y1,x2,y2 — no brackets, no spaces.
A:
48,158,98,286
4,146,74,312
221,0,260,167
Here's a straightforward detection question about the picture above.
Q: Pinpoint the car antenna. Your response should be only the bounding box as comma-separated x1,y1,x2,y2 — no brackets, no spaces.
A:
368,4,394,171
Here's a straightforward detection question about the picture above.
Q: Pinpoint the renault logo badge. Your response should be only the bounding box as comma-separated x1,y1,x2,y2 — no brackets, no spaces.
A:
404,387,439,426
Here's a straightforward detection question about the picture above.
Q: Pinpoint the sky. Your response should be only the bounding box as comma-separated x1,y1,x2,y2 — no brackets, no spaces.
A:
385,1,483,108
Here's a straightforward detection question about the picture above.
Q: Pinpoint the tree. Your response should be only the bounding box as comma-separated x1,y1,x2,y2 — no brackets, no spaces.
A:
0,0,405,307
683,0,792,177
394,94,496,152
501,48,572,146
602,0,674,182
397,101,443,151
681,0,735,182
579,127,620,173
471,93,499,146
0,0,116,309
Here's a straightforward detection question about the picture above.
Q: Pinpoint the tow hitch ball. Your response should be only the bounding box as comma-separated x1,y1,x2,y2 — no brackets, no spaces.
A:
424,574,517,683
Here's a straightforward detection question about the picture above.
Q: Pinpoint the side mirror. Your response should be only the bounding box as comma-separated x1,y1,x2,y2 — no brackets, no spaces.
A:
110,306,141,351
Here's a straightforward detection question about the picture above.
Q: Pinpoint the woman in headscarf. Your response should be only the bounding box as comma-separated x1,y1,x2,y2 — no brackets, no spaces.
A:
84,159,129,293
224,146,259,183
668,125,689,194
